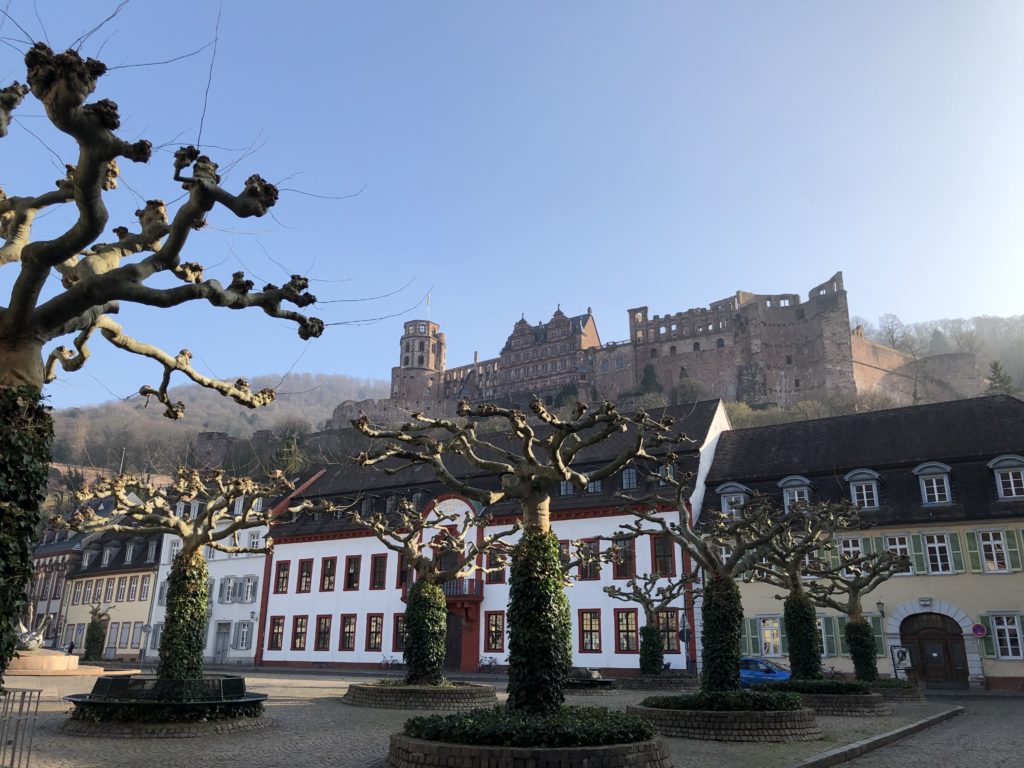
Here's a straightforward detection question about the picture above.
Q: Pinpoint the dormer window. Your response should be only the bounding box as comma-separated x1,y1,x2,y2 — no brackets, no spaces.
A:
176,502,185,517
658,465,675,486
989,455,1024,499
778,476,811,512
125,543,135,562
621,467,638,491
843,469,880,510
101,548,112,567
81,552,92,569
715,483,751,517
146,540,157,562
559,480,574,496
913,462,952,505
190,501,200,521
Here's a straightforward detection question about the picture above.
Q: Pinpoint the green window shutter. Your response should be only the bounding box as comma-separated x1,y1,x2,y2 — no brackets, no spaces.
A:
748,618,760,656
1006,530,1022,571
949,533,965,572
780,620,789,655
739,617,751,656
910,534,927,574
837,617,849,656
979,615,996,657
872,537,885,557
861,537,873,555
828,539,841,569
869,615,885,656
823,616,837,657
965,532,982,573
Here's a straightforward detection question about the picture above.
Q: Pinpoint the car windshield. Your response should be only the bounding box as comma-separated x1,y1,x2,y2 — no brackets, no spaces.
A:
762,659,789,672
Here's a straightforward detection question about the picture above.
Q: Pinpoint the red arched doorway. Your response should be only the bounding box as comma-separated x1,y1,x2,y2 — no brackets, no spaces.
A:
900,613,968,689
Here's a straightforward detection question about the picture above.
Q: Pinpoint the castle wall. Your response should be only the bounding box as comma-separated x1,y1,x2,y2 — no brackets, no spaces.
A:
851,333,916,395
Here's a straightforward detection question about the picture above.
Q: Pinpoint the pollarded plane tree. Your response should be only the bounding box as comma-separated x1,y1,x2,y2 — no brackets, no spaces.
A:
738,498,862,680
354,398,665,714
347,496,519,685
802,543,909,682
603,571,692,675
0,44,323,683
617,459,794,692
67,468,315,682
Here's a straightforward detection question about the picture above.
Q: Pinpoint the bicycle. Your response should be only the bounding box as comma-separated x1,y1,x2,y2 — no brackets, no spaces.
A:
825,665,847,681
379,655,402,670
477,656,499,673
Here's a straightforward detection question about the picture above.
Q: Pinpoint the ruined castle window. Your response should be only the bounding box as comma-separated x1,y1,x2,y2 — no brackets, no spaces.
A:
417,340,424,351
650,349,658,359
669,346,676,355
405,342,410,352
671,323,677,332
786,355,793,365
780,299,790,307
634,312,643,323
692,342,701,352
403,357,409,367
716,338,725,349
796,309,805,320
659,326,666,335
635,333,643,342
417,355,424,366
616,357,624,369
794,379,801,389
600,360,609,373
418,323,426,333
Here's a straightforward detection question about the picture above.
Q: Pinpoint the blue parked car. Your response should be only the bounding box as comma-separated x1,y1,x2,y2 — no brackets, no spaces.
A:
739,657,791,688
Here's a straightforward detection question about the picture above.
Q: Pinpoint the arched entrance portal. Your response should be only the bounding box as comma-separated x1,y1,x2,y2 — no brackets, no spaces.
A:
900,613,969,689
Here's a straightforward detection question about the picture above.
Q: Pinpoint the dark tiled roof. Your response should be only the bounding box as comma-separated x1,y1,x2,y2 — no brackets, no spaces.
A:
74,529,164,578
707,395,1024,484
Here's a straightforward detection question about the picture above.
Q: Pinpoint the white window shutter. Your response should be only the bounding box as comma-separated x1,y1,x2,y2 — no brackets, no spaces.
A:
249,576,259,603
157,581,168,606
231,622,241,650
218,578,228,603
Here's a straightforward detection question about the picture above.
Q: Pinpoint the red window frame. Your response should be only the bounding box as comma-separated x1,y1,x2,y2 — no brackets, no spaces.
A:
578,609,602,653
612,538,635,580
485,549,507,584
320,556,337,591
657,609,681,654
392,614,406,652
296,559,314,593
650,533,676,578
344,555,362,591
365,613,384,651
370,553,388,590
273,560,290,594
578,540,601,581
396,552,408,589
291,615,308,651
267,616,285,650
484,611,505,653
614,608,639,654
314,614,332,651
339,614,357,651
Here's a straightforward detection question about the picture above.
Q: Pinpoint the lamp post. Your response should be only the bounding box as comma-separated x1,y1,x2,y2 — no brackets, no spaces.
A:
875,600,885,619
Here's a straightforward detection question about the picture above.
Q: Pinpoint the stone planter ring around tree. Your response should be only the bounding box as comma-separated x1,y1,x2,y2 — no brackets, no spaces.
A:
626,704,823,742
798,692,891,716
342,682,497,711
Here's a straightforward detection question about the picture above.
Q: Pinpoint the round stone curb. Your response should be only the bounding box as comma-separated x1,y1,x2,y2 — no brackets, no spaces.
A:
343,682,497,711
800,692,891,716
627,704,823,742
870,686,927,703
386,733,673,768
615,676,700,692
60,714,268,739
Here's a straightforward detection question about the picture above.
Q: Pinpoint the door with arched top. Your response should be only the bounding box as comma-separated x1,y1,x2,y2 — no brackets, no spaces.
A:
900,613,968,689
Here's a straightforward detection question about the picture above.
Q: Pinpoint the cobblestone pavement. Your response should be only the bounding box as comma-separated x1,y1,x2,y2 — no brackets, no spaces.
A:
17,672,963,768
843,697,1023,768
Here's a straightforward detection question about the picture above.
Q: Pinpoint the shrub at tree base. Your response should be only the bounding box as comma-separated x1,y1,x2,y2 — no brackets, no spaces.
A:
639,625,664,676
640,690,802,712
507,531,572,715
157,549,209,682
754,679,870,695
83,621,105,661
0,386,53,688
700,574,743,692
404,580,447,685
783,592,822,680
845,619,879,682
404,706,653,747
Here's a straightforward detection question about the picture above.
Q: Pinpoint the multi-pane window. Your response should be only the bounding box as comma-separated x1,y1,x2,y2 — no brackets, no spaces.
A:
241,575,256,603
82,580,93,604
652,534,675,577
169,540,181,562
397,553,408,589
314,615,332,651
393,614,406,652
116,577,127,602
580,609,601,652
485,612,504,653
925,534,953,574
997,469,1024,499
839,538,861,575
559,480,573,496
291,616,308,651
339,615,357,651
237,622,252,650
850,481,879,510
485,549,507,584
297,559,313,593
759,617,782,656
274,561,290,593
886,535,913,574
721,494,746,517
366,614,384,651
615,609,639,652
146,540,157,562
993,615,1023,659
127,576,138,601
921,475,951,504
104,578,115,602
612,538,635,579
783,486,809,511
621,467,638,491
344,556,361,590
578,540,600,580
370,554,388,590
586,479,603,494
248,531,261,550
658,464,675,486
657,610,681,653
71,582,82,604
320,557,337,591
980,531,1009,572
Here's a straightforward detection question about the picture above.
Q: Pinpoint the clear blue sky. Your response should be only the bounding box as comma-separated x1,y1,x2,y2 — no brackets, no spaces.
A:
3,1,1023,413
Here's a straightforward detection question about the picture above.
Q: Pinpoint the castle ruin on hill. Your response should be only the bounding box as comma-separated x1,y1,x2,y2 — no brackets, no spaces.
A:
326,272,982,427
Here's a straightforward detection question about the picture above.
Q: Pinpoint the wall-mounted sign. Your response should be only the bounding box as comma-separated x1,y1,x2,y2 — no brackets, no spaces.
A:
971,623,988,638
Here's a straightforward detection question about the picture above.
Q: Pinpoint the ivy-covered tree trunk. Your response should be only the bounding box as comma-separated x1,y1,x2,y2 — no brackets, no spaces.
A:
783,590,823,680
0,386,53,689
83,620,105,661
158,547,209,682
845,618,879,682
403,579,447,685
507,530,572,714
639,623,664,675
700,573,743,692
